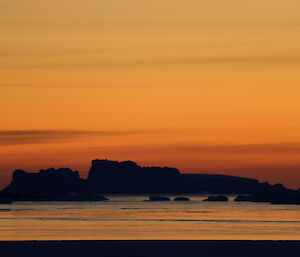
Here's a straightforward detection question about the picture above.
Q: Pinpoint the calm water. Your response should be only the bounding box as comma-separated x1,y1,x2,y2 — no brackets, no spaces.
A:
0,195,299,240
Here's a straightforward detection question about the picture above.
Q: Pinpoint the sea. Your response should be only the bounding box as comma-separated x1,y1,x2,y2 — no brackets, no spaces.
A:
0,195,299,241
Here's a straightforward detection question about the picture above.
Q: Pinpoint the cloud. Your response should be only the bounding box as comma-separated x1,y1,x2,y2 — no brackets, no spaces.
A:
174,143,300,155
1,53,299,69
0,83,71,89
0,82,155,90
0,47,123,58
83,142,300,156
0,130,159,146
0,83,101,89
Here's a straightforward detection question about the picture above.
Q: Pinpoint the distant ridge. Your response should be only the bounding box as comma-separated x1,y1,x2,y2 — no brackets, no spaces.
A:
0,158,299,204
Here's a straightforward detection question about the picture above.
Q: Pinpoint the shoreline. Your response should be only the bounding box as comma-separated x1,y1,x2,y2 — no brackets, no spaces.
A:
0,240,299,257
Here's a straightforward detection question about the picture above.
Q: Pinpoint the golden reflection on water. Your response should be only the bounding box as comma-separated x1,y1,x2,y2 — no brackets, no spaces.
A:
0,196,299,240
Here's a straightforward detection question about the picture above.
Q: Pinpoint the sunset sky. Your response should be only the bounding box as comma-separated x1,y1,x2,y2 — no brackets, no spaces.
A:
1,0,300,189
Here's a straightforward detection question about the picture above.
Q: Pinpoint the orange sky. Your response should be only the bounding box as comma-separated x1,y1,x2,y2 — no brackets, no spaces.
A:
0,0,300,189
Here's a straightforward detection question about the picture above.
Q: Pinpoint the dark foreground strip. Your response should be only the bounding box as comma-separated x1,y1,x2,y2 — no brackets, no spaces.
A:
0,240,299,257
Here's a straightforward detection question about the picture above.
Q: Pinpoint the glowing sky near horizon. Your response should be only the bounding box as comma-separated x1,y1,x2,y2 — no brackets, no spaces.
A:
0,0,300,189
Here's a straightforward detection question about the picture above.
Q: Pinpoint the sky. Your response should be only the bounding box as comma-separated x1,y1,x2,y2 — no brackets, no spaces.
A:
0,0,300,189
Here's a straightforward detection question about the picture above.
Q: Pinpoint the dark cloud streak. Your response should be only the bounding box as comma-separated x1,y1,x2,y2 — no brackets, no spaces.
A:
1,54,300,70
0,130,160,146
176,143,300,155
81,142,300,156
